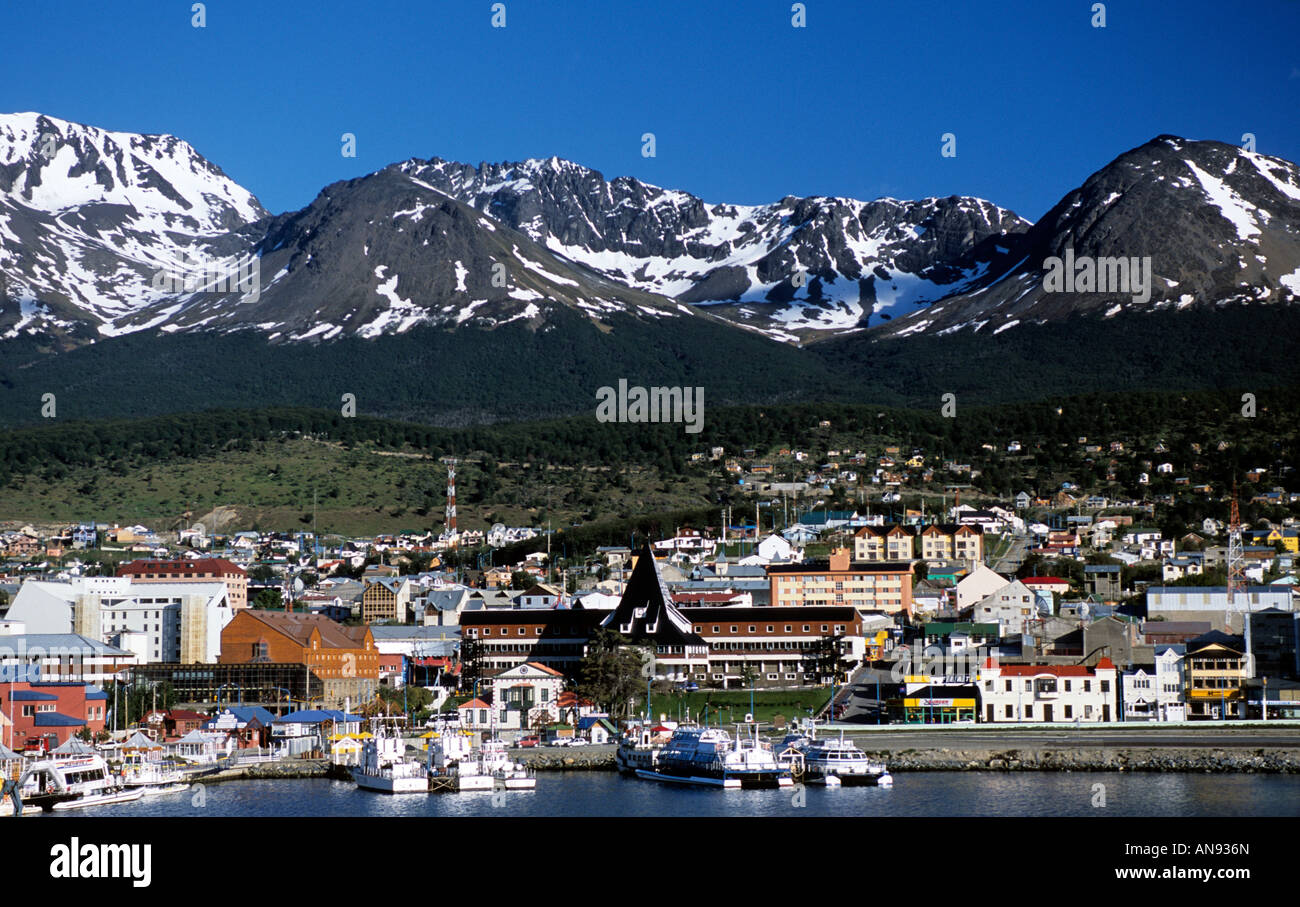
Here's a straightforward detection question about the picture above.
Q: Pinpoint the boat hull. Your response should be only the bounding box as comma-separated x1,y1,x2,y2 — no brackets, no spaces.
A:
43,788,146,811
351,769,428,794
807,770,892,787
636,768,793,789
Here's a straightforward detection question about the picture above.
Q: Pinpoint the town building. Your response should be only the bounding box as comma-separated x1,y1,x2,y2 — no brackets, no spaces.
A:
117,558,249,611
361,577,415,624
0,681,108,750
979,658,1118,723
955,564,1009,612
484,661,567,731
1083,565,1123,600
219,611,379,709
1184,631,1249,719
683,606,864,687
767,549,913,615
6,576,232,664
1145,586,1294,633
460,610,605,677
1121,645,1187,722
974,580,1041,637
0,632,138,685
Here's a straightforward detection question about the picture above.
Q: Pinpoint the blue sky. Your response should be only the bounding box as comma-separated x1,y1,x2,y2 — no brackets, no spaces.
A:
4,0,1298,220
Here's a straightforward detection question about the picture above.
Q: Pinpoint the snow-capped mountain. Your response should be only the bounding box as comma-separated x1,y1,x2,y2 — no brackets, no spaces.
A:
1,113,1297,350
873,136,1300,338
112,166,703,340
0,112,266,339
396,156,1030,341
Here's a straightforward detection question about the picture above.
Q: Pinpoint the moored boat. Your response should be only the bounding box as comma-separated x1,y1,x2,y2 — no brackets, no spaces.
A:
778,725,892,787
18,755,146,811
351,726,428,794
636,725,792,789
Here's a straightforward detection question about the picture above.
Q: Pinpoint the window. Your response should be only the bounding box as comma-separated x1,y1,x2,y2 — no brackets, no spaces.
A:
1005,705,1013,717
802,625,810,632
1064,705,1073,718
518,628,526,636
1004,680,1012,691
1024,705,1033,718
1100,680,1110,693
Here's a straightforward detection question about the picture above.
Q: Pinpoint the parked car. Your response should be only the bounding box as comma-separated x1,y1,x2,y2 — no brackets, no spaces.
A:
517,735,541,748
568,738,589,747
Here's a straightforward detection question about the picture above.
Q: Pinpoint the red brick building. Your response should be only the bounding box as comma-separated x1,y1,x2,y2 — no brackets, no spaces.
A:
0,681,108,751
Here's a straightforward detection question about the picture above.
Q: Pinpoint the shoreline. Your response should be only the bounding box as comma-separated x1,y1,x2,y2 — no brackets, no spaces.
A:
177,742,1300,784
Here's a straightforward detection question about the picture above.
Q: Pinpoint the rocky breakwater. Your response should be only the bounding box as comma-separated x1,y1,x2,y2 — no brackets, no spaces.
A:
515,745,617,772
864,747,1300,773
188,758,337,784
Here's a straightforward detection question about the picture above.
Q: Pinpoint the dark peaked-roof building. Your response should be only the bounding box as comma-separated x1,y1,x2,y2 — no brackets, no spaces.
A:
602,546,709,683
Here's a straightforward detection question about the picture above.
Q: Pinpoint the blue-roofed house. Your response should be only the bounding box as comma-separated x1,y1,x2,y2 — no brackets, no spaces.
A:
207,706,276,748
576,716,617,744
272,709,364,757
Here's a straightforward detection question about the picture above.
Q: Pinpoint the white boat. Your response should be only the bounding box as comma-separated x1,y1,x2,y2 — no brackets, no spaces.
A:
615,725,667,775
427,730,535,792
118,751,188,794
637,725,793,789
351,727,428,794
18,755,146,812
777,726,892,787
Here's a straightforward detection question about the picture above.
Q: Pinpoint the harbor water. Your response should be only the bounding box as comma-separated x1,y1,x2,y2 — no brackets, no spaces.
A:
31,771,1300,818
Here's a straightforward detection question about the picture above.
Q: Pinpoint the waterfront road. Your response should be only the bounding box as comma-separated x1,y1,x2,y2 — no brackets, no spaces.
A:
826,726,1300,749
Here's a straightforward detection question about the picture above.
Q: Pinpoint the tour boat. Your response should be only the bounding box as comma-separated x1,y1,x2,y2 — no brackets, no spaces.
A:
351,728,428,794
636,725,793,789
18,755,146,811
777,726,892,787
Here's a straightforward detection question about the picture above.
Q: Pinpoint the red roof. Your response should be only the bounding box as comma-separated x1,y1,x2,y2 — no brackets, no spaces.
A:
118,558,246,577
520,661,563,677
457,698,490,710
1023,576,1068,584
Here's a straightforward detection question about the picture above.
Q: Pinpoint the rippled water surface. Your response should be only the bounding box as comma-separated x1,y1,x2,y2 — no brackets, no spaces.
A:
35,771,1300,818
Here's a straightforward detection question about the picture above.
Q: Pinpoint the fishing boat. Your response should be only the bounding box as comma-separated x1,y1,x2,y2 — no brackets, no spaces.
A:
427,728,535,792
18,755,145,811
428,726,492,791
636,725,792,789
351,726,428,794
118,751,189,795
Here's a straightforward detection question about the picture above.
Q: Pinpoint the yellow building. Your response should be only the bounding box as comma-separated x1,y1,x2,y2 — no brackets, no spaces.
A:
1185,632,1248,719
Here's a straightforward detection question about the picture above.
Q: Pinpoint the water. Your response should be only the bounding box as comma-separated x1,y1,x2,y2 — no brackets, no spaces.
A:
34,772,1300,817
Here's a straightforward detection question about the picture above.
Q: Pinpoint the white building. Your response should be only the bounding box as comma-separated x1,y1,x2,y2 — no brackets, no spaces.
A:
5,577,233,663
476,661,567,732
973,579,1040,636
979,658,1119,723
956,565,1008,612
1122,645,1187,722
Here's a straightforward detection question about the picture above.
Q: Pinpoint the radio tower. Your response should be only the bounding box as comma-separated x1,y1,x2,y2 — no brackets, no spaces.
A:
445,459,458,547
1226,480,1245,626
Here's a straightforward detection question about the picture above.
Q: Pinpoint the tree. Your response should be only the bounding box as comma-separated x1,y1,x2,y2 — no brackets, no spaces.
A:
576,628,649,720
253,588,283,610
